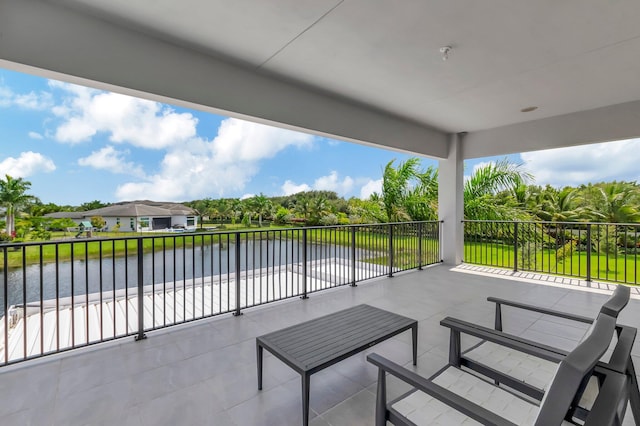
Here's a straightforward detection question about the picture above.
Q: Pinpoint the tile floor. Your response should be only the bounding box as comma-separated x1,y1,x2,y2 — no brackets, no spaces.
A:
1,265,638,425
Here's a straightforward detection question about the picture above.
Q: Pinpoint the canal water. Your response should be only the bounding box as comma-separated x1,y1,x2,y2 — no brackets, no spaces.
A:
0,239,353,316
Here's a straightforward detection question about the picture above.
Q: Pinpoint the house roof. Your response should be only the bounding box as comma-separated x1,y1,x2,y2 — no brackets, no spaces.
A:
45,211,85,220
87,203,172,218
46,201,196,219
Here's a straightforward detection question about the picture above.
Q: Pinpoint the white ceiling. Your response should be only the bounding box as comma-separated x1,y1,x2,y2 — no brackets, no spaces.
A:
50,0,640,134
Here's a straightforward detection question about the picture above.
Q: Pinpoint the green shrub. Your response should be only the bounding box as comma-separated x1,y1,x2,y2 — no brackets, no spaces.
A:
556,240,577,263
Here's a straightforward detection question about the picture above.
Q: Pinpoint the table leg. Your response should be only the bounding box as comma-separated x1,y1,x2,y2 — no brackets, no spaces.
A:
257,342,263,390
412,324,418,366
302,373,310,426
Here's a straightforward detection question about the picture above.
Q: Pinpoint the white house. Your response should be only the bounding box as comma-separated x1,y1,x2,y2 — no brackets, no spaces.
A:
46,201,198,232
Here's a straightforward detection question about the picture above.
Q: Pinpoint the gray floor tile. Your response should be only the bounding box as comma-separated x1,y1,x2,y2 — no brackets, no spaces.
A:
518,328,580,352
135,379,226,425
320,388,376,426
308,368,365,414
527,318,588,342
227,380,315,426
1,266,637,425
53,378,133,424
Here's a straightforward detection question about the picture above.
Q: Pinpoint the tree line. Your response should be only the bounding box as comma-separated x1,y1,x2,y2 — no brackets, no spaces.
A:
2,158,640,241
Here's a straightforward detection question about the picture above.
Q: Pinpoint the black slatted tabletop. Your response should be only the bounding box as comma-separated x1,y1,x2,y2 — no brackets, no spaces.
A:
257,304,417,374
256,304,417,426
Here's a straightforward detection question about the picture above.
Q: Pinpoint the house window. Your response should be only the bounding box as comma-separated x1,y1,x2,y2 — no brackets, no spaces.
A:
130,218,135,230
116,218,120,225
187,216,195,226
139,217,150,228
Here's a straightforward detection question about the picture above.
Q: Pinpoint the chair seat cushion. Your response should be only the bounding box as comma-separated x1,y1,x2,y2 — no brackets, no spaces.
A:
463,340,606,410
464,341,558,391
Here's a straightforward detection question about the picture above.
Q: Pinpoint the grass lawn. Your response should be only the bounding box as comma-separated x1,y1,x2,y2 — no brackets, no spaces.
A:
464,241,640,285
1,224,441,269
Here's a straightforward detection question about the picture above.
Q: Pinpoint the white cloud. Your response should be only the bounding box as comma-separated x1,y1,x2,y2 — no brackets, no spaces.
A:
14,91,54,110
114,118,314,201
312,171,354,194
281,172,361,197
521,139,640,187
114,142,257,201
78,146,146,178
45,83,317,201
0,86,11,107
211,118,313,164
0,85,53,110
28,131,44,140
282,180,311,195
51,82,196,147
360,179,382,199
281,171,356,197
0,151,56,177
240,193,255,200
471,161,492,174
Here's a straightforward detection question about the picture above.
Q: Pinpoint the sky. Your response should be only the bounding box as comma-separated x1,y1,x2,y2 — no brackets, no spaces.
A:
2,67,640,206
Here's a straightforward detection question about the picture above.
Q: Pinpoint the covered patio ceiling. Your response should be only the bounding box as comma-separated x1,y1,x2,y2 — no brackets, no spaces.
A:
2,0,640,159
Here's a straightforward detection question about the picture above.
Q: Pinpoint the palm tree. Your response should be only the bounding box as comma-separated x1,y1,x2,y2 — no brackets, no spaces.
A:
308,196,331,225
0,175,37,238
229,199,244,225
404,165,438,221
463,159,532,220
292,196,310,222
575,182,640,223
251,193,273,227
515,185,580,222
381,158,421,222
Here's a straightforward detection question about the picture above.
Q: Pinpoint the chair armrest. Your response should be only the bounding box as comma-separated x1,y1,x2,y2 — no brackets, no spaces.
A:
487,297,594,324
440,316,567,362
366,353,518,426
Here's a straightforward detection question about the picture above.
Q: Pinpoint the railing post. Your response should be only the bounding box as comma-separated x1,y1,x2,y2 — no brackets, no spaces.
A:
350,226,357,286
388,224,394,277
135,238,146,341
513,221,519,272
301,229,308,299
586,224,592,282
440,220,444,263
417,222,423,270
233,232,243,316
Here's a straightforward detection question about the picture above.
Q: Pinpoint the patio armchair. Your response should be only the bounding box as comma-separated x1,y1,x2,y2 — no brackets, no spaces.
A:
439,284,639,422
368,311,631,425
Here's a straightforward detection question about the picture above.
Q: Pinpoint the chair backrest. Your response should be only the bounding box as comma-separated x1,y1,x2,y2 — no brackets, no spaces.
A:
577,285,629,344
534,312,617,425
600,284,630,318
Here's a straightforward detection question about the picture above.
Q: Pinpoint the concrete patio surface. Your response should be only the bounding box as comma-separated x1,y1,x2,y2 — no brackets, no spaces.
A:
1,265,638,425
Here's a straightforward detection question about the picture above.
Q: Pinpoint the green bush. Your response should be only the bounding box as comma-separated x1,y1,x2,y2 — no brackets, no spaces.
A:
274,207,292,225
320,214,338,226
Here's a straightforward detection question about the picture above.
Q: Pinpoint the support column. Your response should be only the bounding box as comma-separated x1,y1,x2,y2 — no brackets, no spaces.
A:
438,133,465,265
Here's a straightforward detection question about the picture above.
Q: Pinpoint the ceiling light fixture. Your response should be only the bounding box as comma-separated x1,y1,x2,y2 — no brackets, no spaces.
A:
520,106,538,112
439,46,452,61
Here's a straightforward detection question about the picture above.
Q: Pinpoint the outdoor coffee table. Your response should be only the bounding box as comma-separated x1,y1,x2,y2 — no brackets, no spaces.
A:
256,304,417,426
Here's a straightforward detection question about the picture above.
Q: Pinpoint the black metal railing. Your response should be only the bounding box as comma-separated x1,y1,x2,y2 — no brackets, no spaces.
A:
0,221,441,365
463,220,640,285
